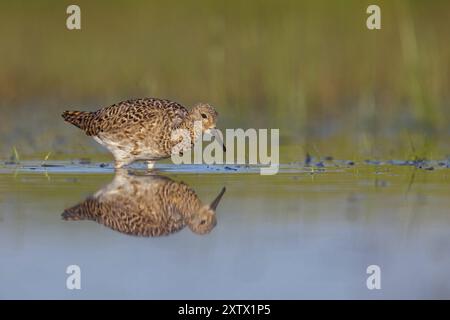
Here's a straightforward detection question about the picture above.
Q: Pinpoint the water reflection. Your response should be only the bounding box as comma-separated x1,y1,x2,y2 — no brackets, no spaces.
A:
62,170,226,237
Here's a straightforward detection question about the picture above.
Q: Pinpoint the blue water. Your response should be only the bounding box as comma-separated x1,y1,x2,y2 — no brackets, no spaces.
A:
0,163,449,299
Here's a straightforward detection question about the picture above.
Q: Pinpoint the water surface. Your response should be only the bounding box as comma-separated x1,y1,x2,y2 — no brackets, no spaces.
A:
0,163,449,299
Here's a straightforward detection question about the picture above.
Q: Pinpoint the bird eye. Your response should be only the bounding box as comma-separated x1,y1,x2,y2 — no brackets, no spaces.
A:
201,113,207,119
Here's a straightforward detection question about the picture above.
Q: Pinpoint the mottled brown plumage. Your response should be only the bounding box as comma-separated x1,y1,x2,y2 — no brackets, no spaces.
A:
62,170,226,237
62,98,223,168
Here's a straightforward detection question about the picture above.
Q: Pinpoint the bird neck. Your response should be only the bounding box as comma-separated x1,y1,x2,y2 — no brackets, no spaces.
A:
177,115,203,145
184,196,203,220
168,182,203,219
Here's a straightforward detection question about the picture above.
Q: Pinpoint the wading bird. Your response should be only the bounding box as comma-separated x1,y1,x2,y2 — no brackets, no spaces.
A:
62,98,225,169
62,171,226,237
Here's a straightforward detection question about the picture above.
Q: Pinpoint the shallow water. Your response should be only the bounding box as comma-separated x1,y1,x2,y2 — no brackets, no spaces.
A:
0,163,449,299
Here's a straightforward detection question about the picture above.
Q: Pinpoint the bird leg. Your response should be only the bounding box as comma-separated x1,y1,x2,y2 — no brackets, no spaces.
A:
146,161,156,170
114,158,133,169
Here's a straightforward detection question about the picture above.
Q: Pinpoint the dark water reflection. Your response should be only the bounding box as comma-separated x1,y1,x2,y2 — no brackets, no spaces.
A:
62,171,226,237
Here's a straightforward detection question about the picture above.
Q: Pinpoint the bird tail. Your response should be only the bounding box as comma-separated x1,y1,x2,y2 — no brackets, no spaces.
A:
62,207,86,221
62,198,98,221
61,110,94,133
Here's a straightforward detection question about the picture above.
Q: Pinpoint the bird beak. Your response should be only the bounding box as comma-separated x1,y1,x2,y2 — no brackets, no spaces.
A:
210,187,226,210
205,128,226,153
219,136,226,152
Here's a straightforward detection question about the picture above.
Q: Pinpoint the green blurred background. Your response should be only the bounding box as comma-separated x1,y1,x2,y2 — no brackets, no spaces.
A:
0,0,449,162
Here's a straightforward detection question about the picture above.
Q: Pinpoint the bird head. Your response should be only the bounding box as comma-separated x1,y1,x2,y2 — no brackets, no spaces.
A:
188,187,226,235
190,103,218,131
190,103,226,152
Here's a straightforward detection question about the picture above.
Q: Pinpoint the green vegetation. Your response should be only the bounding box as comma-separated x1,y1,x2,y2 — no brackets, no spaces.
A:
0,0,449,160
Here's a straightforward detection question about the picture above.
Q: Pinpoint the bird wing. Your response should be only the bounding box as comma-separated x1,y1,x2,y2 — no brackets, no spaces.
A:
86,98,189,136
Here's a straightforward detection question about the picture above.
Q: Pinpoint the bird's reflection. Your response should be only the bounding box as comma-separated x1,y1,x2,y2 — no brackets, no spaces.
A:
62,170,226,237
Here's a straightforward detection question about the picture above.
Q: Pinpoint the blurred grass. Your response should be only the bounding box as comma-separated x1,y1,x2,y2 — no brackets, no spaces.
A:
0,0,449,161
